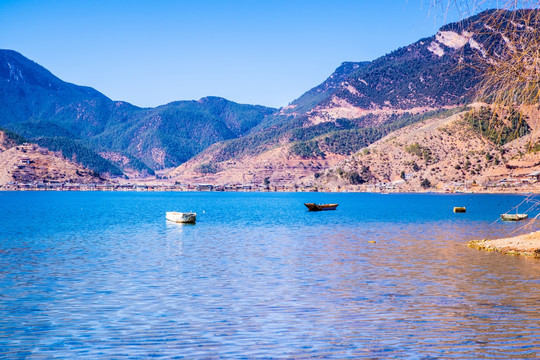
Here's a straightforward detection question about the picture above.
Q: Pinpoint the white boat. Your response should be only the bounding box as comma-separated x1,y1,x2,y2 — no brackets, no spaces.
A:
500,213,528,221
166,211,196,224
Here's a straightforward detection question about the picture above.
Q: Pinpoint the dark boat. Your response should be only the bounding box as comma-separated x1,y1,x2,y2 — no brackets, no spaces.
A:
304,203,339,211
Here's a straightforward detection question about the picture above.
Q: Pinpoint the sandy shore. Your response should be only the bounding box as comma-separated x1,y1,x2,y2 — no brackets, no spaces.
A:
469,231,540,258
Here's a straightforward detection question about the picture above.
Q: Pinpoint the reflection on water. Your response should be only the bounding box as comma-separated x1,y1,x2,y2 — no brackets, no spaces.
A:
0,192,539,358
165,221,186,256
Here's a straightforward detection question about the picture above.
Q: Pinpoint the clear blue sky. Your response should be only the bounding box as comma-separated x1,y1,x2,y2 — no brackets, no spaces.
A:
0,0,467,108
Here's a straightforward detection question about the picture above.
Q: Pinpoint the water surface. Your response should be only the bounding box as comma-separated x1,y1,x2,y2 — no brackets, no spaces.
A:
0,192,539,358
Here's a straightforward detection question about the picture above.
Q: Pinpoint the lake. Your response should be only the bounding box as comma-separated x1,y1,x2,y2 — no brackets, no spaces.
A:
0,191,539,358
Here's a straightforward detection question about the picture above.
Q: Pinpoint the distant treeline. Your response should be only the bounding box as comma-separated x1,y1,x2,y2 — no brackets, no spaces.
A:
290,108,465,159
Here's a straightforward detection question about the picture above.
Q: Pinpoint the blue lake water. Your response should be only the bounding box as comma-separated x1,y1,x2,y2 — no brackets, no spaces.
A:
0,191,539,358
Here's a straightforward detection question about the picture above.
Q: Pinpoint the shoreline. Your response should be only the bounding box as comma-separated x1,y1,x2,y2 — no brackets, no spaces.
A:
0,186,538,195
468,231,540,258
0,187,538,195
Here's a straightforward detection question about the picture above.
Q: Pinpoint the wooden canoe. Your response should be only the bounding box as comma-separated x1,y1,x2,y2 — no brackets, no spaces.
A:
304,203,338,211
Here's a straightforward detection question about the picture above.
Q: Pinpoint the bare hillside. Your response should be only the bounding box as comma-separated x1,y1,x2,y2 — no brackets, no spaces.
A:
0,132,103,187
312,105,540,192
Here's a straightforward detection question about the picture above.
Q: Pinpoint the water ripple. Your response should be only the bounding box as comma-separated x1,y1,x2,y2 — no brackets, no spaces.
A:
0,192,539,358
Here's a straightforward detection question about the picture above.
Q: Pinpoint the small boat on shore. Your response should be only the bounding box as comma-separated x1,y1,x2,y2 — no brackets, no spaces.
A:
304,203,338,211
166,211,196,223
500,213,528,221
453,207,466,213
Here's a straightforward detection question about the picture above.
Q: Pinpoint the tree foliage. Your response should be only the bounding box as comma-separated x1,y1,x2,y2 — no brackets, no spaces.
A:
463,106,530,145
195,162,219,174
35,137,124,176
290,141,326,159
420,178,432,188
0,126,27,145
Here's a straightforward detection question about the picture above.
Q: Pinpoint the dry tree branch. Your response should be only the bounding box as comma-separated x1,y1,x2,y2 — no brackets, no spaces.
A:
430,1,540,109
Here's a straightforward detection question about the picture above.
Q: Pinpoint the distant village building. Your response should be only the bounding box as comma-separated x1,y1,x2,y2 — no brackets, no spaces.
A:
196,184,213,191
529,170,540,182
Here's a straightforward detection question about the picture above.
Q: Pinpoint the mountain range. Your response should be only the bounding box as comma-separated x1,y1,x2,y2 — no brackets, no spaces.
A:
168,9,534,186
1,9,539,190
0,50,276,176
